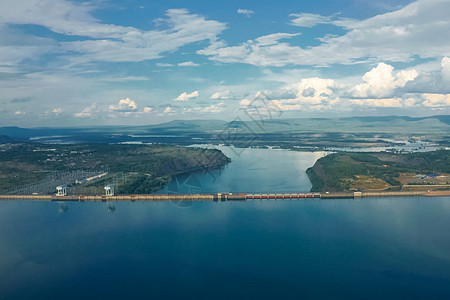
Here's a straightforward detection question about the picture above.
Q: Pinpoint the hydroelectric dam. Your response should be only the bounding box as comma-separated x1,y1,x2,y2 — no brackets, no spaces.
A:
0,190,449,202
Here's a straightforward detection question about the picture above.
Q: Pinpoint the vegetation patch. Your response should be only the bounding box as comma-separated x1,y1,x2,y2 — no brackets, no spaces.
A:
307,150,450,192
0,143,230,195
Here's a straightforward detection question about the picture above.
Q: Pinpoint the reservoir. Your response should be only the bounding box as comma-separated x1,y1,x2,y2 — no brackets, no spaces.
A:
157,146,328,194
1,148,450,299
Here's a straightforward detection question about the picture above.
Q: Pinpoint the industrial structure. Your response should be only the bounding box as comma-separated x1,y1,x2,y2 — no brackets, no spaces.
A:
104,185,115,196
56,185,67,196
1,190,449,202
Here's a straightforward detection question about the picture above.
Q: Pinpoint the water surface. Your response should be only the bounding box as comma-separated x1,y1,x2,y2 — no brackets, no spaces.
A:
2,147,450,299
1,197,450,299
157,146,327,194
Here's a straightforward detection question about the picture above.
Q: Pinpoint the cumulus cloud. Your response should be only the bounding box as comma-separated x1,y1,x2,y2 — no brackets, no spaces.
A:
350,97,416,108
210,90,231,100
441,57,450,82
422,93,450,107
237,9,254,17
254,64,449,110
143,106,153,113
177,61,200,67
163,107,174,114
52,108,63,114
269,77,338,111
201,104,223,113
210,92,221,99
240,98,251,106
174,91,199,101
199,0,450,67
74,103,98,118
350,63,418,98
108,98,138,112
236,61,449,111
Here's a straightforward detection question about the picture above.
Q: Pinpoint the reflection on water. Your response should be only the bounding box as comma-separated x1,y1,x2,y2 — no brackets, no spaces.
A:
2,147,450,299
1,197,450,299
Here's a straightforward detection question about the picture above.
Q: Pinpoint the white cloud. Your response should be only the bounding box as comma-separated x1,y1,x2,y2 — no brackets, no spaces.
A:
14,111,26,115
289,12,356,28
174,91,199,101
156,63,174,67
74,103,98,118
108,98,138,112
254,33,301,46
177,61,200,67
64,8,226,64
198,33,302,67
199,0,450,67
237,9,254,17
441,57,450,82
349,94,449,108
350,98,407,108
351,63,418,98
290,13,332,28
201,104,223,113
396,69,419,87
52,108,63,114
421,93,450,107
270,77,338,111
240,98,251,106
144,106,153,113
101,76,149,82
0,3,226,64
210,92,221,99
210,90,230,99
163,107,174,114
236,63,449,111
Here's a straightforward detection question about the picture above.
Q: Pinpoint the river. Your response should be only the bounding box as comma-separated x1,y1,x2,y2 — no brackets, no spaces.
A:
157,145,328,194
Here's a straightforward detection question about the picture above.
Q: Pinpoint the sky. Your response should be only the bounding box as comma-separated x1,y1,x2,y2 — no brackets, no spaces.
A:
0,0,449,127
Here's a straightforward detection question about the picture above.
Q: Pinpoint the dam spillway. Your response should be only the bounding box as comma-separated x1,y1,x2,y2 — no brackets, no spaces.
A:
0,190,449,202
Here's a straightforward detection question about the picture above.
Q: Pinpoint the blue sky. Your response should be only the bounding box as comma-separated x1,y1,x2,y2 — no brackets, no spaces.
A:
0,0,449,126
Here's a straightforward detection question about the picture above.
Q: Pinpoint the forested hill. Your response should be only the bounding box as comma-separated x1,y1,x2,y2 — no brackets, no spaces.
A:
307,150,450,192
0,143,230,194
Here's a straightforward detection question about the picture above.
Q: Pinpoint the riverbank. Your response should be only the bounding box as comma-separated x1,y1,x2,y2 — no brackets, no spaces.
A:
307,150,450,192
0,143,231,195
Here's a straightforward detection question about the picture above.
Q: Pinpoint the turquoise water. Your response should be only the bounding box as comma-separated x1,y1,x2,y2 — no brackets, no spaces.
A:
1,197,450,299
157,146,327,194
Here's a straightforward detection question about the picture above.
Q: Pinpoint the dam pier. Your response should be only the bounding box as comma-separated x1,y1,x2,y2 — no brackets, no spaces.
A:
0,191,449,202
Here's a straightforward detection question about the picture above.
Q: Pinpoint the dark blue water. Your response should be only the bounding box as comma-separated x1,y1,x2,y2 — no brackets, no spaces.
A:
2,148,450,299
1,197,450,299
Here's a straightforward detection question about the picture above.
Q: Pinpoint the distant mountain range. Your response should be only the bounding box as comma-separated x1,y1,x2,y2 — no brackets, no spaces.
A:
0,115,449,144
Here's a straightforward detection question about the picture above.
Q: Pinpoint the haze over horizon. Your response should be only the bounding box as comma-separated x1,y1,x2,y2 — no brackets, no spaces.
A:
1,0,450,127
